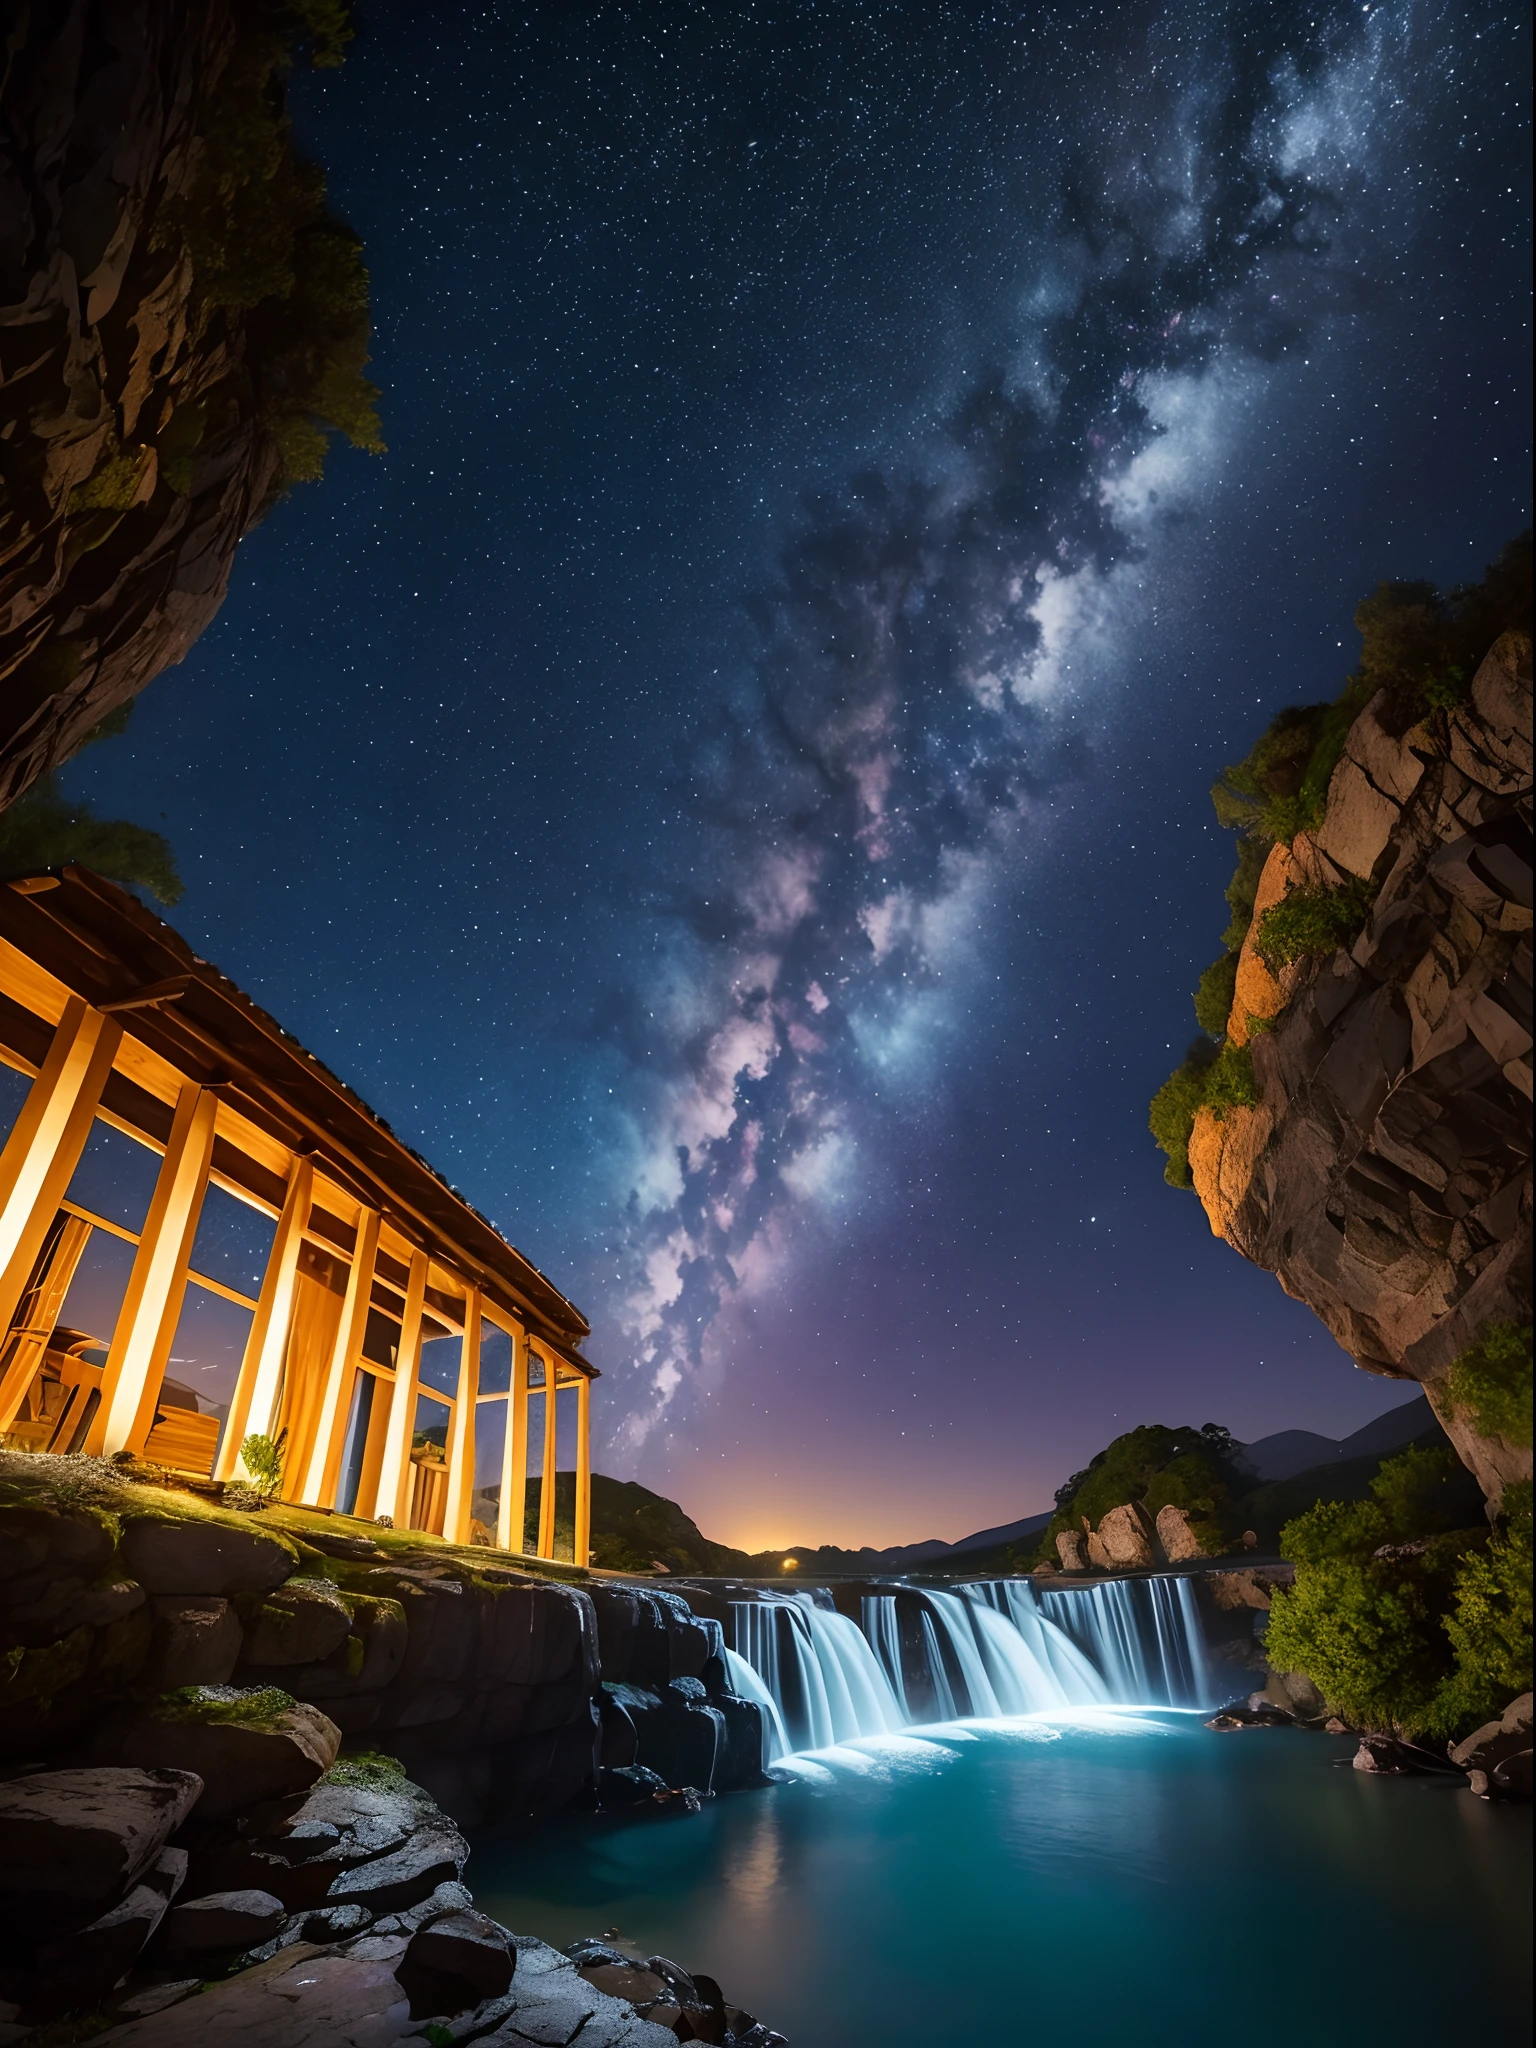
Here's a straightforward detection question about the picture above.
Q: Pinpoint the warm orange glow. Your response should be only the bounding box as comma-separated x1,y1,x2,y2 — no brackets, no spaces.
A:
781,1556,799,1570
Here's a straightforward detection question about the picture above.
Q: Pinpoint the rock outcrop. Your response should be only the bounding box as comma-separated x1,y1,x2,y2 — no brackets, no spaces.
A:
1191,633,1533,1503
0,0,287,806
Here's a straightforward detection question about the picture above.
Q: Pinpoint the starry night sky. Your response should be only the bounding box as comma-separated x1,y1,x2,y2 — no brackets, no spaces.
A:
69,0,1531,1547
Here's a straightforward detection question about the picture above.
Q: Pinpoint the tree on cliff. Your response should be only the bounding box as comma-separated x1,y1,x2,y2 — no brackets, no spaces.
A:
0,0,382,816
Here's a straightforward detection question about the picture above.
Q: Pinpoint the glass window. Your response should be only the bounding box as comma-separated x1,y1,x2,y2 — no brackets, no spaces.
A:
337,1371,376,1516
187,1181,275,1304
475,1397,507,1495
362,1305,401,1371
418,1329,462,1399
477,1322,513,1395
0,1061,32,1149
56,1228,138,1352
165,1282,254,1433
64,1119,162,1235
413,1389,450,1452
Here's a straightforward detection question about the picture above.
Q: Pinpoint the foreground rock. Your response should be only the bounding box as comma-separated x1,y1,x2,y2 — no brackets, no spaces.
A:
1449,1691,1534,1800
0,1764,200,1902
1189,632,1533,1506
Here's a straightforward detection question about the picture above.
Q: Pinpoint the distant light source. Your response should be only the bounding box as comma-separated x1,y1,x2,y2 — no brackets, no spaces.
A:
781,1556,798,1571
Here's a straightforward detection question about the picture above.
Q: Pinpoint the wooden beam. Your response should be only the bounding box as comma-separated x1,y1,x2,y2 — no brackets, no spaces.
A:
86,1081,217,1456
443,1285,480,1545
215,1154,313,1480
296,1207,380,1506
497,1322,530,1553
537,1344,558,1560
370,1247,428,1526
0,998,122,1343
574,1372,592,1570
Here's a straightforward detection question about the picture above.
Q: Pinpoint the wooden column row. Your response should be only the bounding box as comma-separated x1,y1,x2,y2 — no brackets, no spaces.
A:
0,996,593,1564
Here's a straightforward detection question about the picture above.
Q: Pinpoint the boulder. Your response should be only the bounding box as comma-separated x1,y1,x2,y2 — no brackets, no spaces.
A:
1055,1530,1088,1572
116,1690,340,1817
597,1764,670,1808
26,1847,186,2021
1086,1502,1156,1570
711,1691,769,1790
89,1935,418,2045
1351,1735,1453,1776
237,1578,354,1668
393,1908,514,2018
630,1679,723,1793
1154,1504,1208,1562
324,1823,468,1912
149,1596,243,1687
161,1887,285,1959
598,1687,639,1767
120,1516,297,1597
0,1766,202,1901
1449,1690,1533,1801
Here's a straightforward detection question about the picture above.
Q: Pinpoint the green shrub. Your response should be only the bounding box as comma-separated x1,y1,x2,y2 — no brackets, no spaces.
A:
1042,1422,1241,1559
1265,1448,1530,1737
239,1431,287,1497
1148,1038,1219,1188
1434,1485,1533,1731
1193,953,1239,1036
1202,1041,1258,1118
0,772,181,905
1253,877,1374,971
1444,1323,1533,1449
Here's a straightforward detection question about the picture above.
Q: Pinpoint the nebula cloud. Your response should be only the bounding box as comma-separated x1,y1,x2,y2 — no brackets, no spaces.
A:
590,3,1429,1453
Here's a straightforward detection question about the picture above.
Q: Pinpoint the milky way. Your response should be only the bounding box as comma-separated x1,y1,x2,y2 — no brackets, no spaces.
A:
71,0,1531,1542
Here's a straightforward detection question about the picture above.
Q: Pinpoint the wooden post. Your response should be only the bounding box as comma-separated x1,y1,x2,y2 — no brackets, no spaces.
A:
443,1285,480,1545
537,1347,558,1560
0,1213,92,1434
575,1371,591,1569
497,1323,529,1553
371,1248,428,1527
215,1154,313,1479
0,998,122,1343
297,1208,380,1506
87,1082,218,1456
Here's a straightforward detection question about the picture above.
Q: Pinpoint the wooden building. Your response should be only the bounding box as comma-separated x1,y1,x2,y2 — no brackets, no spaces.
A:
0,867,594,1564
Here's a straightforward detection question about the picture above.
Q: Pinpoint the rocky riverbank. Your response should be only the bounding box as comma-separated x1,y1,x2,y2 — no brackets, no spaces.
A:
0,1451,785,2042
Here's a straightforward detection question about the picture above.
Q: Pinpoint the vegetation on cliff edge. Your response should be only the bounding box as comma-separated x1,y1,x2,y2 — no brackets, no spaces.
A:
1149,531,1532,1192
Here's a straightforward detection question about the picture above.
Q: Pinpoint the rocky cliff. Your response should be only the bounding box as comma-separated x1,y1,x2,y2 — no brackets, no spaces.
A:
0,0,377,809
1190,630,1532,1503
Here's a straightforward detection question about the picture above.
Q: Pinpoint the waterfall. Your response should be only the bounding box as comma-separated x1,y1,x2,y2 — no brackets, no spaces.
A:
730,1573,1217,1756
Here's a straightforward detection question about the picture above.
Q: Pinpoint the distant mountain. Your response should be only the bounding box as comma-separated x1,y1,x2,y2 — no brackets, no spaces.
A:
1235,1395,1440,1484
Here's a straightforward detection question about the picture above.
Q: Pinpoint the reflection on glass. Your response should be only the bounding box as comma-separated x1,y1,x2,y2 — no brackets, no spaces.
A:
478,1322,513,1395
56,1227,138,1350
65,1120,162,1235
413,1389,450,1449
474,1396,507,1494
165,1282,254,1422
338,1371,376,1515
187,1181,275,1302
362,1306,400,1370
419,1330,462,1398
0,1062,32,1149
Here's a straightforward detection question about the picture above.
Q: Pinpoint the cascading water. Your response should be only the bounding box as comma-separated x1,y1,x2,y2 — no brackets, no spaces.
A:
731,1574,1218,1756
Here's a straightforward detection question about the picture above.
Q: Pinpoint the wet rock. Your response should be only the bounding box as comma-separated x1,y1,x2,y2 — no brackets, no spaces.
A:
1450,1690,1533,1800
26,1847,186,2021
1205,1703,1294,1730
599,1685,640,1766
236,1578,354,1668
161,1887,285,1960
119,1517,297,1598
0,1766,202,1902
324,1821,468,1912
1351,1735,1454,1775
114,1689,339,1817
90,1934,415,2045
630,1678,724,1793
597,1764,670,1809
393,1908,514,2018
149,1596,243,1687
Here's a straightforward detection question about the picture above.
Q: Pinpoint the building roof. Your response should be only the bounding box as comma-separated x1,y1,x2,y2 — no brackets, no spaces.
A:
0,866,593,1369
